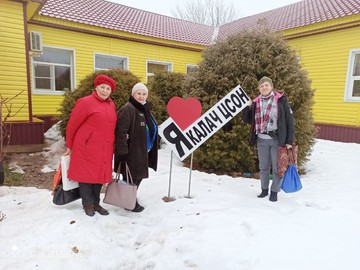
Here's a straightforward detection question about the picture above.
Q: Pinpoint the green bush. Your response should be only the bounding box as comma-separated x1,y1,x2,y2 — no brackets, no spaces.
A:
147,71,186,124
183,28,316,174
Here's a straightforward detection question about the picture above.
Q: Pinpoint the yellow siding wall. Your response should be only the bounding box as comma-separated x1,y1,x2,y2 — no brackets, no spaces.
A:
28,6,360,128
287,26,360,127
0,1,29,121
28,24,203,116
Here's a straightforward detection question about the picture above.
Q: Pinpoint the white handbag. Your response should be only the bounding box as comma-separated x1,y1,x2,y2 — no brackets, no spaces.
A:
61,155,79,191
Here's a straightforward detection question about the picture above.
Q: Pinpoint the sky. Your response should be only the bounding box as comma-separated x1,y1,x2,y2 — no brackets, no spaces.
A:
0,124,359,270
111,0,302,19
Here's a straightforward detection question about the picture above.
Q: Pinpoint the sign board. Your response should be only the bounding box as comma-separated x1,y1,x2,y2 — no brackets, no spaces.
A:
159,85,250,160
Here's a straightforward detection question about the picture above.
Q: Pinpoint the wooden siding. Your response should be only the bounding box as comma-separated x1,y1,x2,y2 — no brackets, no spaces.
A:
0,1,30,121
4,118,44,145
28,24,203,116
316,124,360,143
287,25,360,127
35,115,60,132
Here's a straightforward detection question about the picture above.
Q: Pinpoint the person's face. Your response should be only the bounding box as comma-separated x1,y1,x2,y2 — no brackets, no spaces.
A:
133,89,148,104
95,84,112,100
258,81,273,97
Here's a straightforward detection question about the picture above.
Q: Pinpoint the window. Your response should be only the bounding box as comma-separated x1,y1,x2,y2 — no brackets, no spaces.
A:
344,49,360,101
32,47,74,94
94,53,128,71
186,64,198,74
146,61,172,82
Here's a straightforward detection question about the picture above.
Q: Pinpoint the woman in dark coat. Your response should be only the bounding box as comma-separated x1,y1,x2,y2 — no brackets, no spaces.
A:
114,82,158,212
65,75,117,216
242,76,294,202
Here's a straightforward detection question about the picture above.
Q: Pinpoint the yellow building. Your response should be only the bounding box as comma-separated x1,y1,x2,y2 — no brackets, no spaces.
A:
220,0,360,142
1,0,359,149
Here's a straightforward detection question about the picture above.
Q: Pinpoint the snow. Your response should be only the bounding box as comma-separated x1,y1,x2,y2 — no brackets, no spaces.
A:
0,135,359,270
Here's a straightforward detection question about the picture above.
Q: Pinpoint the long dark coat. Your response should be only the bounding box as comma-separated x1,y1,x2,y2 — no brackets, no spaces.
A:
114,101,158,184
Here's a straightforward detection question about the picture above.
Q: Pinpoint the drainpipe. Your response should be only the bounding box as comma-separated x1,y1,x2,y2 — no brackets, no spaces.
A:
22,1,33,122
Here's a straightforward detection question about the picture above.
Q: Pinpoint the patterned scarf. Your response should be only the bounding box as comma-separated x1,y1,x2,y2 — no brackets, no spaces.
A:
254,91,275,134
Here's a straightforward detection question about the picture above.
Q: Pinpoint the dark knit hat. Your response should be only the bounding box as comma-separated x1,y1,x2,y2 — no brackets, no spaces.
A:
258,76,273,87
94,75,116,92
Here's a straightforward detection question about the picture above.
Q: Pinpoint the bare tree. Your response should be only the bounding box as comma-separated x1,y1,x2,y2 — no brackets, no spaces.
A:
0,91,25,185
172,0,239,27
0,211,6,222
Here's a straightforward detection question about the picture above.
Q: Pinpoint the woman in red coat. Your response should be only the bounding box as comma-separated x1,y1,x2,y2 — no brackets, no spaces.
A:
65,75,117,217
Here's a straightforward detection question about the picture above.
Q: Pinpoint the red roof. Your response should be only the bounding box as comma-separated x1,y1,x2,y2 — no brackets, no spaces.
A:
39,0,214,46
218,0,360,40
39,0,360,46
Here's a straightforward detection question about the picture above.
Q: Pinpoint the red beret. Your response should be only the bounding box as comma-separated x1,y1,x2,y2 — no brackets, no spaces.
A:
94,75,116,92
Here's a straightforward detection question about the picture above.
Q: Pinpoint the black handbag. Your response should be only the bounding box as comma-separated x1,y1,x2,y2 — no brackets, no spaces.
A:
53,180,81,205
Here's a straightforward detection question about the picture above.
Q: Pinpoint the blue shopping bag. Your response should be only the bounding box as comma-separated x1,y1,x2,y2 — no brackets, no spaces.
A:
281,164,302,193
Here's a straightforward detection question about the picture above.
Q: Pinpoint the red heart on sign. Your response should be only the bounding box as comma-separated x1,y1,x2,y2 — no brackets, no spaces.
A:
167,97,202,131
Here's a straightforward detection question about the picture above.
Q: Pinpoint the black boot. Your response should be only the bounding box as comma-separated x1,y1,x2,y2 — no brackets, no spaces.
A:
269,191,278,202
131,201,144,212
257,189,269,198
83,204,95,217
94,204,109,215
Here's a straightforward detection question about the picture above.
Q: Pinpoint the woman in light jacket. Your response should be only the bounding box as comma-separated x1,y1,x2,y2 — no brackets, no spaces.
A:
65,75,117,216
114,82,158,212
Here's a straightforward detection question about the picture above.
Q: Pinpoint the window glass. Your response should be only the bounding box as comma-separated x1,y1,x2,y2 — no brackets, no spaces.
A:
34,64,50,77
345,50,360,101
33,47,73,93
33,47,71,65
35,78,51,89
55,66,71,91
95,54,126,70
146,61,172,82
352,80,360,97
353,54,360,76
148,63,168,73
186,65,198,74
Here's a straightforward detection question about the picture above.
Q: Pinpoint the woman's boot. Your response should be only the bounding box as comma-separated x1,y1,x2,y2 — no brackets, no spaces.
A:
257,189,269,198
94,203,109,215
269,191,278,202
131,200,144,212
83,204,95,216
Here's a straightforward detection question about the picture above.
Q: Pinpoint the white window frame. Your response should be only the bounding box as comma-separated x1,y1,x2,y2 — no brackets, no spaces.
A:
94,53,129,71
32,46,75,95
146,60,173,82
344,49,360,102
186,64,198,74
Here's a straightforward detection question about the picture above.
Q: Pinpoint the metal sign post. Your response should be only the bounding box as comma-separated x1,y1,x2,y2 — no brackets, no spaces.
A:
163,150,176,202
186,152,194,198
167,150,173,198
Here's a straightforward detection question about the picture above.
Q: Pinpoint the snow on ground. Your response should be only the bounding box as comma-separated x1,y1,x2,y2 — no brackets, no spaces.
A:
0,138,359,270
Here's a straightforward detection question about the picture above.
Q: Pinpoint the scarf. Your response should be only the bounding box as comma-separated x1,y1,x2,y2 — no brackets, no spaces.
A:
129,96,157,151
254,91,276,134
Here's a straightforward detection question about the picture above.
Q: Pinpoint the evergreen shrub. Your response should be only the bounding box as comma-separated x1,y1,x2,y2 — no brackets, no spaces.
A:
147,71,186,124
183,28,316,174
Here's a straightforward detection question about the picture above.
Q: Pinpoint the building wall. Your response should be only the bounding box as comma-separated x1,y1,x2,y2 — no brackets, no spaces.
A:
285,17,360,128
28,22,204,116
0,1,30,121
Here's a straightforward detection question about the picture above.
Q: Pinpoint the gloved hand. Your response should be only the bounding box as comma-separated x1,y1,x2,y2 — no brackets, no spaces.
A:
118,154,129,161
